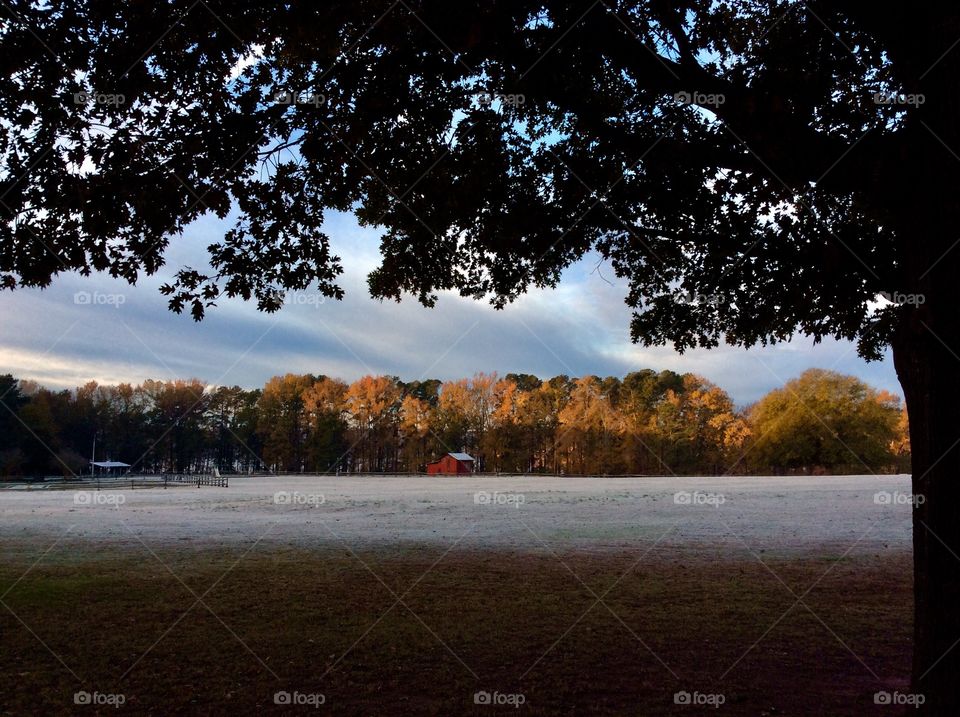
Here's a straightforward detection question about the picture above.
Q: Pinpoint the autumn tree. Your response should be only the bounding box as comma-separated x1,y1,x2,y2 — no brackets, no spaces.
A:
257,374,316,472
673,374,749,474
399,393,434,471
891,406,912,474
514,380,559,474
558,376,621,474
344,375,401,471
302,377,348,472
434,379,474,457
747,369,901,475
638,375,737,475
619,370,685,473
484,378,526,473
468,372,497,468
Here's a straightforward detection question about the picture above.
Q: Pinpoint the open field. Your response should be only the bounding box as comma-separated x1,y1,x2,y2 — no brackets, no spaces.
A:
0,475,916,715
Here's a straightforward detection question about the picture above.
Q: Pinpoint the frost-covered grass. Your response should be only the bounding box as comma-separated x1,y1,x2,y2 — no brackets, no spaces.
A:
0,475,914,714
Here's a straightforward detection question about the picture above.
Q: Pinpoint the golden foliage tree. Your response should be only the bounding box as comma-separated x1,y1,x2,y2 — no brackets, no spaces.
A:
345,375,401,472
747,369,901,474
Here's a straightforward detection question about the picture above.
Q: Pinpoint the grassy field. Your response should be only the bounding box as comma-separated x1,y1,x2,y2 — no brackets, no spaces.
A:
0,543,912,715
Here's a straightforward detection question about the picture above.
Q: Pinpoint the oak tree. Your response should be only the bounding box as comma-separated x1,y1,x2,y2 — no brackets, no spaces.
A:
2,0,956,708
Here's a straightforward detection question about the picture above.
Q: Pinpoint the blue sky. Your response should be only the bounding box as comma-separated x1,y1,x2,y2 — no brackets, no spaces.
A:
0,211,901,407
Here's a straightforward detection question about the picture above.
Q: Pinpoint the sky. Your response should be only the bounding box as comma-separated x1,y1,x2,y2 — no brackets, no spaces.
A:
0,211,901,407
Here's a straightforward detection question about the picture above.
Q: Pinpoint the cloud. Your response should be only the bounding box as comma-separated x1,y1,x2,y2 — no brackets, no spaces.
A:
0,212,901,405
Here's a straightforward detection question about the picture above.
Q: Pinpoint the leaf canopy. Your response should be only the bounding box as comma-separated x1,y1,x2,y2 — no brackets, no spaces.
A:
0,1,938,356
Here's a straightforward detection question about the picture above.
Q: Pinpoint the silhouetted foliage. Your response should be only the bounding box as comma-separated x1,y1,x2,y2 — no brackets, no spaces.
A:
3,1,958,706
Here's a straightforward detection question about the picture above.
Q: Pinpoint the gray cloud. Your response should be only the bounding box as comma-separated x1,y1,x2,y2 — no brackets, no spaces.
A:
0,213,901,406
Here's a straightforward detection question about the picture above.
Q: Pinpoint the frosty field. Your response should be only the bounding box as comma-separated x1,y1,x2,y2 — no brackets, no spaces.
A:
0,475,916,715
0,473,915,553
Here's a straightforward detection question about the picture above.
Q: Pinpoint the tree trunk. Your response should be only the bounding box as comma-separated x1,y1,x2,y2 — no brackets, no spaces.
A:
893,317,960,714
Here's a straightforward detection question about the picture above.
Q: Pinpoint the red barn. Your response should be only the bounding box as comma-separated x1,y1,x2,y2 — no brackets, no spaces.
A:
426,452,475,475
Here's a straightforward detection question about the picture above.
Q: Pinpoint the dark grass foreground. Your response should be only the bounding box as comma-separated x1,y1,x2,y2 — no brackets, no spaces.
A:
0,545,911,715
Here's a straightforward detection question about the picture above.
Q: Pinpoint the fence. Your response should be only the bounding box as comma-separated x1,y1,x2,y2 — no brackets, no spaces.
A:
158,473,229,487
0,474,229,489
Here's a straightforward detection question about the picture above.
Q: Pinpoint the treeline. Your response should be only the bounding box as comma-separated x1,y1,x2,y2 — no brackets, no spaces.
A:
0,368,910,478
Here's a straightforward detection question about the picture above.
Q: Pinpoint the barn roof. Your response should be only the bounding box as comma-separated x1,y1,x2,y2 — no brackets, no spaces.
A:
91,461,130,468
448,452,474,462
